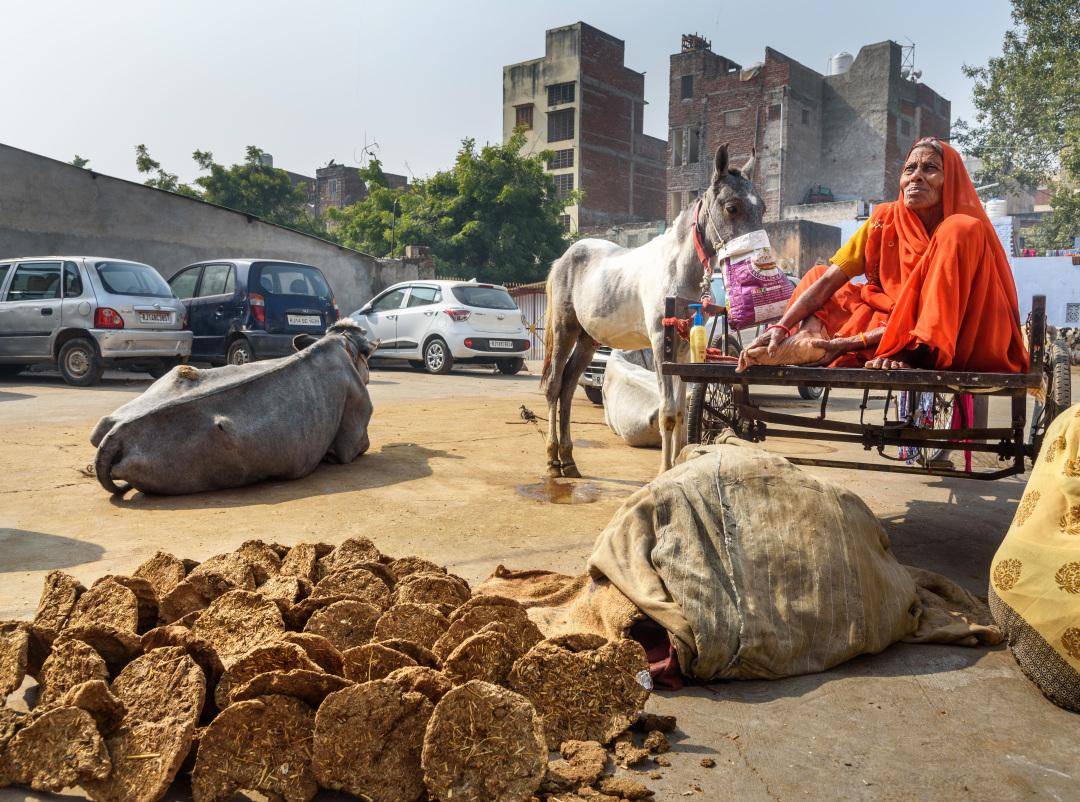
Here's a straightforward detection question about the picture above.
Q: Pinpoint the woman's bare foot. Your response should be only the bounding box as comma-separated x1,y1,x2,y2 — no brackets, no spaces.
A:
864,356,913,370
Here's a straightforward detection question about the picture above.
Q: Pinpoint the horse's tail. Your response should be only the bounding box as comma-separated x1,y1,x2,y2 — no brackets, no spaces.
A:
540,270,555,391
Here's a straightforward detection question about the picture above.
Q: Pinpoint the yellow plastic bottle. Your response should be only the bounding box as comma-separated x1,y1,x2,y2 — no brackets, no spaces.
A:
688,304,707,363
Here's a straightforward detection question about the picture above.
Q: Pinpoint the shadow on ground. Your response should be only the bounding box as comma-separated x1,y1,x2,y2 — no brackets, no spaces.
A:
0,529,106,572
107,441,462,511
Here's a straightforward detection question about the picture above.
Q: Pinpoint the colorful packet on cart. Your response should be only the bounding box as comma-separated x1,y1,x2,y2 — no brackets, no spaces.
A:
718,230,794,330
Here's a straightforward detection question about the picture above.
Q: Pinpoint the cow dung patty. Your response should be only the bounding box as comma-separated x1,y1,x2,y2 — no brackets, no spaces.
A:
140,625,224,684
110,645,205,729
232,539,282,585
302,599,380,653
36,637,109,706
421,680,547,802
191,590,285,668
4,706,111,793
0,622,29,698
192,695,317,802
434,601,542,661
341,643,417,682
442,623,519,686
92,575,159,633
31,679,126,734
55,625,143,675
133,551,188,600
388,556,446,581
67,579,139,634
391,572,470,614
31,570,85,644
377,638,439,668
229,669,352,708
279,542,319,582
157,580,209,625
184,554,257,601
214,641,322,708
508,636,650,749
83,719,196,802
373,602,449,650
279,632,344,675
317,537,383,578
312,567,391,610
313,680,433,802
385,666,454,705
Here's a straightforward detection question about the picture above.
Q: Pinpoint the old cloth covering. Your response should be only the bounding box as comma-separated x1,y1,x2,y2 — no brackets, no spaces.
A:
788,140,1028,372
481,436,1000,682
989,404,1080,711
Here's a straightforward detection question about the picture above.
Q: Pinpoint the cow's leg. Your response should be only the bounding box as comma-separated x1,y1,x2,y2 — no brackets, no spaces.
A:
327,385,373,463
544,320,580,478
556,335,597,478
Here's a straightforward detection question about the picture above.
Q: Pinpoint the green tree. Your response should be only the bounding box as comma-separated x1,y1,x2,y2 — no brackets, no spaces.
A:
71,155,90,169
955,0,1079,248
331,131,576,283
192,146,327,237
134,144,197,196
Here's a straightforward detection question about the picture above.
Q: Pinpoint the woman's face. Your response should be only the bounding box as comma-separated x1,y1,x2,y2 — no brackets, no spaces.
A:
900,146,945,211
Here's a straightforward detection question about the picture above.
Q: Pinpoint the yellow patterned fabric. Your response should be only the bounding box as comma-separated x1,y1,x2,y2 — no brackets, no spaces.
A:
829,218,872,279
989,403,1080,710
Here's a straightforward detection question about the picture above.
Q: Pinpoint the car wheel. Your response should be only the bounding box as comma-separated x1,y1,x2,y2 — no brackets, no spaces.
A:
0,364,28,379
58,338,105,387
226,338,254,366
147,358,182,379
408,360,426,371
798,384,824,400
423,338,453,374
584,385,603,405
496,358,525,375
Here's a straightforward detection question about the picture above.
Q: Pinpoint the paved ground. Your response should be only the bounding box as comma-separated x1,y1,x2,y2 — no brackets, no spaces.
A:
0,361,1077,801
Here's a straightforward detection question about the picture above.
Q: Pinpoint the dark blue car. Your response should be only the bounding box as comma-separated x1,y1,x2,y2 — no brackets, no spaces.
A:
168,259,339,365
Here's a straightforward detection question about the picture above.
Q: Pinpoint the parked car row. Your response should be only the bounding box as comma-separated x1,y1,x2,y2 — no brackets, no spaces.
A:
0,255,533,386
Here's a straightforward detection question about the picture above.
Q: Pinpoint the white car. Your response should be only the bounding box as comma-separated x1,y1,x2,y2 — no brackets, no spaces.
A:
349,280,531,374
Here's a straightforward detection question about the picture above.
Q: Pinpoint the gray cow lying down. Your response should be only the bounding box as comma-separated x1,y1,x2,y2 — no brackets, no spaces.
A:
90,319,376,496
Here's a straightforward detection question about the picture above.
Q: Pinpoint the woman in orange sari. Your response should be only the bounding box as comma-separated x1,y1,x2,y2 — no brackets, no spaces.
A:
741,138,1029,373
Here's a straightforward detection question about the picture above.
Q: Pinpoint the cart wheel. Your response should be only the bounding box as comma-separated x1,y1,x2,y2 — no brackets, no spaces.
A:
687,333,752,444
1032,339,1073,452
798,384,824,400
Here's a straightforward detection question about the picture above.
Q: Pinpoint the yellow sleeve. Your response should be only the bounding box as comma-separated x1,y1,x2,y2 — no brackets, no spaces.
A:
830,219,871,279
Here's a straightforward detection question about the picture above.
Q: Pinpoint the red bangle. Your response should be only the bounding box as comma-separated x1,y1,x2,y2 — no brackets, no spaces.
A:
766,323,793,337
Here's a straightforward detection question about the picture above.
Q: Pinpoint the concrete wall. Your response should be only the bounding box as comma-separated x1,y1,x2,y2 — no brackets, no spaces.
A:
764,219,841,277
0,143,420,316
781,200,869,226
1011,257,1080,327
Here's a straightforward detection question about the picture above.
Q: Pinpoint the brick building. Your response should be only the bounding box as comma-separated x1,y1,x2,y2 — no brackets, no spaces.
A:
315,161,408,218
502,22,667,232
667,36,950,224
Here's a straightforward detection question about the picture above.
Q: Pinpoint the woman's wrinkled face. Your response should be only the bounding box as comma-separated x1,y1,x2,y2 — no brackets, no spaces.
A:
900,146,945,211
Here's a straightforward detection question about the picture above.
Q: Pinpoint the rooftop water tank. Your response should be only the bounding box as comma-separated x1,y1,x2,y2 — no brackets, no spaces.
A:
985,198,1008,219
258,152,274,168
827,51,853,76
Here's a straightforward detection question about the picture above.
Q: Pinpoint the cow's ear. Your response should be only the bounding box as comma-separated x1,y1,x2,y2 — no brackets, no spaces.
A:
293,334,319,352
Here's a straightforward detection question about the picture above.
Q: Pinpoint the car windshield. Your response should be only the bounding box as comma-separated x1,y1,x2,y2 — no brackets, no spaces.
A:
95,261,173,298
253,263,331,299
451,285,517,310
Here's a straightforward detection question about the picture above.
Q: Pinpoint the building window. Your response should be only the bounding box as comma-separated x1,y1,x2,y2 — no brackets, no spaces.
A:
1067,303,1080,324
680,75,694,100
671,191,685,215
671,129,685,166
553,173,574,199
688,128,700,164
801,108,810,125
548,149,574,169
765,174,780,193
724,109,742,128
900,118,911,136
515,104,534,130
547,82,575,106
558,214,571,231
548,109,575,143
768,104,781,122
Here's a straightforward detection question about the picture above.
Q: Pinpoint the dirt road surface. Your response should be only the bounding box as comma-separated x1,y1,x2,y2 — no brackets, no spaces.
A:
1,363,1077,801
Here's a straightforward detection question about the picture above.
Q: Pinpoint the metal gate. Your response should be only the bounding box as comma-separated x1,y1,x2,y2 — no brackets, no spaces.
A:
509,282,547,361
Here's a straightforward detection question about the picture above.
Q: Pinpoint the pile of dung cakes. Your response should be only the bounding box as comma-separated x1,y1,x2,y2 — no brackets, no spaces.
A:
0,537,668,802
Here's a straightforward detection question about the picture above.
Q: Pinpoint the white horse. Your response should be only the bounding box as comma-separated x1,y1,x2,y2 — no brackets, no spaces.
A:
541,144,763,477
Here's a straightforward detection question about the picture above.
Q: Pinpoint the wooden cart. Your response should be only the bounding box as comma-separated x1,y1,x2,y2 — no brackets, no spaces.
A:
662,295,1069,480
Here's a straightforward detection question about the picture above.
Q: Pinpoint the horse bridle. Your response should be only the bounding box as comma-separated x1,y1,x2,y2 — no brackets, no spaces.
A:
692,196,725,304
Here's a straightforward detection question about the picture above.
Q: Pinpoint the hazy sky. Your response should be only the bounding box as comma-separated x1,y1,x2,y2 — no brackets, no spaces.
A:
2,0,1014,184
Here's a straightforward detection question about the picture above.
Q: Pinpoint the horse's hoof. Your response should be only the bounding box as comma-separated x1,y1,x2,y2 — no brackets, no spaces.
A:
547,463,564,478
561,462,582,479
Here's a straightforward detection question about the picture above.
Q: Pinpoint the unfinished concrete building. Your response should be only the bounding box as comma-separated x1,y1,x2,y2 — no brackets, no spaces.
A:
502,22,667,233
667,35,951,225
315,162,408,218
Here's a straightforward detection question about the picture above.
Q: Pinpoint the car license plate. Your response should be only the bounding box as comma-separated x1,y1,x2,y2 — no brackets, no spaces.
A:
490,340,513,349
288,314,321,326
592,375,603,386
138,311,172,323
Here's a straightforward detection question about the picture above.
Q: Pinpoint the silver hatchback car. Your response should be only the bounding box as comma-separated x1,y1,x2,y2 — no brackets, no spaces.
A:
0,256,192,386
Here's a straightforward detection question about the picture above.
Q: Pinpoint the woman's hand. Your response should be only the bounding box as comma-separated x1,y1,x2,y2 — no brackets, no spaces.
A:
744,325,790,358
805,336,862,364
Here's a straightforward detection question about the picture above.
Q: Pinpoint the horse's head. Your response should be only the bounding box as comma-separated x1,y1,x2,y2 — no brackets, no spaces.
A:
697,144,765,252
